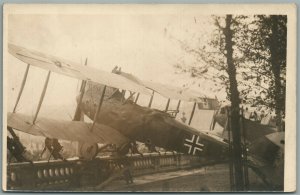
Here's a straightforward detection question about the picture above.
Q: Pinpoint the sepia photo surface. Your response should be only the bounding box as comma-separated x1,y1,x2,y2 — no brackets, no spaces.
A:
3,4,296,192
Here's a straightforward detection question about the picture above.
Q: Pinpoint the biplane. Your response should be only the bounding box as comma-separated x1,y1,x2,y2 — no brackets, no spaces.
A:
7,43,225,162
6,43,284,189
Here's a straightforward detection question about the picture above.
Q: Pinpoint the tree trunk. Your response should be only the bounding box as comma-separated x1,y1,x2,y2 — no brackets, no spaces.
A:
224,15,244,191
269,15,283,131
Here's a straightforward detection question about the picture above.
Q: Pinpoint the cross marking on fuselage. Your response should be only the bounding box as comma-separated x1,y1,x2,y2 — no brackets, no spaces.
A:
184,135,204,155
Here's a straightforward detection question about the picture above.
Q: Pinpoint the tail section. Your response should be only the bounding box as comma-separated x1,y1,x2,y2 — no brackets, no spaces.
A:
212,106,276,143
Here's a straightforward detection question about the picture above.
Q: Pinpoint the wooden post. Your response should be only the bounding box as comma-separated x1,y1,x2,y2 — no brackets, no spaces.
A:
134,93,140,104
241,108,249,189
90,85,107,132
227,108,235,191
174,100,181,117
188,102,197,125
13,64,30,113
164,98,170,112
148,90,154,108
32,71,51,124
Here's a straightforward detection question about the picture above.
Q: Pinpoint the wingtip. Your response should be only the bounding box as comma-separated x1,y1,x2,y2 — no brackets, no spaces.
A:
7,42,19,55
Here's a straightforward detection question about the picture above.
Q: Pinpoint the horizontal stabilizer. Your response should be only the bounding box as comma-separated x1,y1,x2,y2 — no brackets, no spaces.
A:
222,118,276,142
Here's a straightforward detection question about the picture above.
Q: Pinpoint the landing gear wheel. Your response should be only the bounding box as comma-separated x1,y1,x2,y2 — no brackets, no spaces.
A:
79,143,98,160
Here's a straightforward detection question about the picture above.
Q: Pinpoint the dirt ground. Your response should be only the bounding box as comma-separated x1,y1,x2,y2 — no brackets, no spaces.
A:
98,163,270,192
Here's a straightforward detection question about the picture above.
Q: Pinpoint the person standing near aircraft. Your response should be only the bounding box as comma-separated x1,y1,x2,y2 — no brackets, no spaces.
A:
129,141,143,157
40,137,65,161
180,112,187,123
259,110,265,122
115,156,133,185
121,157,133,185
251,111,259,121
243,107,251,119
261,111,272,125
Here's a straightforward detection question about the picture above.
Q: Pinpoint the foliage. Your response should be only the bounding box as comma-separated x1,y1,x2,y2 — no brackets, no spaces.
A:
242,15,287,120
173,15,287,121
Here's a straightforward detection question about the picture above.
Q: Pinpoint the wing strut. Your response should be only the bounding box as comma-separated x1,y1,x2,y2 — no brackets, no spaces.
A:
73,80,86,121
32,71,51,124
148,90,154,108
73,58,88,121
174,100,181,117
121,90,126,102
188,102,197,125
13,64,30,113
164,98,171,112
90,85,107,132
209,109,218,130
123,91,136,104
134,93,140,104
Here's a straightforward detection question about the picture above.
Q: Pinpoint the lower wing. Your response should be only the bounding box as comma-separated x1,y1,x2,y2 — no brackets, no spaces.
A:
7,112,129,145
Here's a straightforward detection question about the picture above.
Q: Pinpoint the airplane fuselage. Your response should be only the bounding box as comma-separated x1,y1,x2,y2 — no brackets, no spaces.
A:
79,82,227,159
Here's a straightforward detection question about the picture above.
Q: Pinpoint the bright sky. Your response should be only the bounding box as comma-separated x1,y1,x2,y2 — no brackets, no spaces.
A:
6,7,222,121
5,4,295,118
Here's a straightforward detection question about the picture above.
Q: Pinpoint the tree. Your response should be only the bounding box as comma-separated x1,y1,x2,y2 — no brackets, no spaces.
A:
223,14,244,191
173,15,287,130
173,15,252,101
242,15,287,131
173,14,247,190
171,14,287,190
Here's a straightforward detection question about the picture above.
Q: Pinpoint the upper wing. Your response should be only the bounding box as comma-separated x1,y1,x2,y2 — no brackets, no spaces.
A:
7,112,129,145
143,81,218,109
8,43,151,96
118,71,217,105
143,80,205,102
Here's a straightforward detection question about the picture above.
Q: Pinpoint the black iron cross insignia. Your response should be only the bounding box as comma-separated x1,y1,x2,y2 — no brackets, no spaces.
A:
184,135,204,155
53,60,62,68
52,60,80,73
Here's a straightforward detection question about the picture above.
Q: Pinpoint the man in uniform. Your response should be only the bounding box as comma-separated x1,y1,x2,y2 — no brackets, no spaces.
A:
181,112,187,123
40,137,65,161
